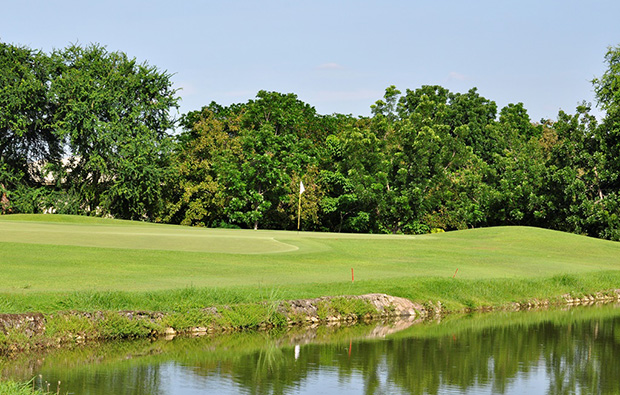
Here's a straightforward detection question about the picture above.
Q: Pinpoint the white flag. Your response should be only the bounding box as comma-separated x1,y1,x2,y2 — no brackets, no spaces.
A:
299,180,305,194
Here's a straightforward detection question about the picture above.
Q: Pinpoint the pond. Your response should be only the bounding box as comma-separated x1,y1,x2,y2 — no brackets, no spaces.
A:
2,304,620,394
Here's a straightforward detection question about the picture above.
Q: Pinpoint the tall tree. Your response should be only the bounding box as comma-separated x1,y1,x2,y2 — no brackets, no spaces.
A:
50,44,179,220
592,45,620,193
0,43,60,182
166,106,240,226
0,42,63,214
171,92,327,230
224,92,324,230
588,44,620,239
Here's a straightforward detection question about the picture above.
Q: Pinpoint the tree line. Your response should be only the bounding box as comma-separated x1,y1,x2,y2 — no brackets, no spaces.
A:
2,42,620,239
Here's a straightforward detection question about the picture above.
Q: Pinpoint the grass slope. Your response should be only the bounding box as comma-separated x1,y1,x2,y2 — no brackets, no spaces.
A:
1,214,620,312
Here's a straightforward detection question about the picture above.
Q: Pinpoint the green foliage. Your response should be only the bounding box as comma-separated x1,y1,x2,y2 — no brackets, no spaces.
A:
593,45,620,114
0,380,50,395
3,40,620,241
0,43,61,182
50,44,179,220
0,41,179,221
165,106,236,226
163,44,620,238
171,92,325,230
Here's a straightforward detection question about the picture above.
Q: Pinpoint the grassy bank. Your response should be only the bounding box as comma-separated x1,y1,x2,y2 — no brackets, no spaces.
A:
0,380,48,395
1,214,620,313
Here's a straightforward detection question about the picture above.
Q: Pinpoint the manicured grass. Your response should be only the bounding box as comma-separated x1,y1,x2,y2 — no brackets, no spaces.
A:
1,214,620,312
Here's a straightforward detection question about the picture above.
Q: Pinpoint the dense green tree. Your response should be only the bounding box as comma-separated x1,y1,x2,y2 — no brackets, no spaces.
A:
397,85,450,121
0,43,60,178
593,45,620,116
446,88,498,157
0,42,62,213
165,106,240,226
499,102,538,140
593,45,620,195
373,86,497,233
486,138,549,226
590,45,620,239
320,117,387,233
172,92,327,230
225,92,325,230
50,44,179,220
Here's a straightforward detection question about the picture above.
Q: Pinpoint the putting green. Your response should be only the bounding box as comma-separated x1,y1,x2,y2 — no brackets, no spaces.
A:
0,214,415,254
0,219,300,254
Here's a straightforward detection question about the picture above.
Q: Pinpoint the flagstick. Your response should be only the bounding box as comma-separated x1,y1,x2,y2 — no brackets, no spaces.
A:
297,192,302,232
297,180,304,233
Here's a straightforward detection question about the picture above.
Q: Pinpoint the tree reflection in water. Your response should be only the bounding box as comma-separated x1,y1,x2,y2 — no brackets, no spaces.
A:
3,305,620,394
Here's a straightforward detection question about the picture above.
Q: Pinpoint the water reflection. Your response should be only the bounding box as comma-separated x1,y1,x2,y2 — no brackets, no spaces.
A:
3,305,620,394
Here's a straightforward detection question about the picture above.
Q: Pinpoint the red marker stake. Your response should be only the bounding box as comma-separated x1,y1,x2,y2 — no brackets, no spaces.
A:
453,268,459,278
351,268,354,283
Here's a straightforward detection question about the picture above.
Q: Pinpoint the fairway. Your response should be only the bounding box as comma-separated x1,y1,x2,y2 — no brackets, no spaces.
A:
1,214,620,295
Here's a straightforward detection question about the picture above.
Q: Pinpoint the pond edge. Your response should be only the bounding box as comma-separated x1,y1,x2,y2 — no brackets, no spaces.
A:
1,290,620,356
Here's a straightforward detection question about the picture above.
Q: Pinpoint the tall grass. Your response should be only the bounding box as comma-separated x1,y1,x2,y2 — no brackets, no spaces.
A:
0,380,50,395
1,271,619,314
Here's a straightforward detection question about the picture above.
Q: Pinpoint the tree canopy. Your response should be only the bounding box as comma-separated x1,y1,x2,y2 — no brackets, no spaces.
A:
2,41,620,240
0,42,179,219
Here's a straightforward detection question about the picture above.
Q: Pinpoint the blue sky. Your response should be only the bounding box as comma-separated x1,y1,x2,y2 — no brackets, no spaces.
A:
2,1,618,122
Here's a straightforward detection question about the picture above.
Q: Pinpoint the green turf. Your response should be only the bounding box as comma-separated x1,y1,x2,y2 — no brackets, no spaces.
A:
1,214,619,312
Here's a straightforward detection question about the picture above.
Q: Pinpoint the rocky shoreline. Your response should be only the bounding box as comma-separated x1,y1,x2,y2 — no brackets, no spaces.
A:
1,291,620,355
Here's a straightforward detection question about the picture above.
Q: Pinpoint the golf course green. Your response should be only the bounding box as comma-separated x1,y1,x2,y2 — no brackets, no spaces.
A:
1,214,620,313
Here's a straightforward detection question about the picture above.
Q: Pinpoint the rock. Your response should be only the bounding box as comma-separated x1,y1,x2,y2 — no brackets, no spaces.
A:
0,313,46,338
192,327,208,335
275,293,424,327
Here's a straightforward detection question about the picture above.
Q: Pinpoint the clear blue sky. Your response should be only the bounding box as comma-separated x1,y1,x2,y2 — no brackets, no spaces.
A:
2,1,618,122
